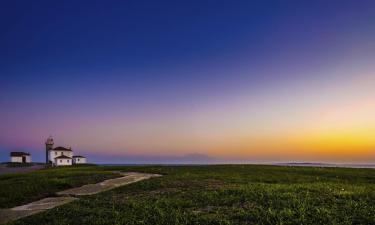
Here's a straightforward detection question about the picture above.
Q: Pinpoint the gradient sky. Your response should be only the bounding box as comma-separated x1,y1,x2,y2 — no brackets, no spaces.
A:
1,0,375,163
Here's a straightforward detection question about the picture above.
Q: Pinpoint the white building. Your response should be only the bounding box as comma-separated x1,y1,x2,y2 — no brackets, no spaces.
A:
10,152,31,163
54,155,72,166
73,156,87,164
45,136,86,166
49,146,73,162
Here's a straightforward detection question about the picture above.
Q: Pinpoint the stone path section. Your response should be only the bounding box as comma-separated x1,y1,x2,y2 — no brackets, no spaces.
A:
0,197,77,224
57,172,161,196
0,172,161,224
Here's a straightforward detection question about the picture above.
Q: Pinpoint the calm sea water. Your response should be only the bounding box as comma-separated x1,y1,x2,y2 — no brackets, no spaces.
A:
273,163,375,169
100,163,375,169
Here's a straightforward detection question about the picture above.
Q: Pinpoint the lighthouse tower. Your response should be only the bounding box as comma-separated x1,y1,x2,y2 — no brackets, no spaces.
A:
45,136,54,164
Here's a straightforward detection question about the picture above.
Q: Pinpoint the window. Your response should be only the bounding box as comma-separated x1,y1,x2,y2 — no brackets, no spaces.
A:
67,160,70,163
60,160,62,163
61,152,63,155
78,158,80,161
55,152,57,155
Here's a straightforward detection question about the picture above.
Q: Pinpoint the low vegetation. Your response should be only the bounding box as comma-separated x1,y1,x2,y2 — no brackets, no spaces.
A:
3,165,375,224
0,166,119,208
2,162,34,168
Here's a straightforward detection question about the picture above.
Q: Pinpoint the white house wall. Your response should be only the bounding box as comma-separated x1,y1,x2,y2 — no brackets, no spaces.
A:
11,156,22,163
10,156,31,163
49,151,73,163
55,158,72,166
74,158,87,164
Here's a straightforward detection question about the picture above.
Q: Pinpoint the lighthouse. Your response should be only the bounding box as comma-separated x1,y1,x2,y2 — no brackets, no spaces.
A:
45,136,54,164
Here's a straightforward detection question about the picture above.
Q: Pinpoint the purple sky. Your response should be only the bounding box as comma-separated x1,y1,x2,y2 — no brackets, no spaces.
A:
1,0,375,163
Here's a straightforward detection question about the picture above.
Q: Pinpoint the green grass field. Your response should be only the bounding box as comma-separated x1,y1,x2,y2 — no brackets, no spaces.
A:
2,165,375,225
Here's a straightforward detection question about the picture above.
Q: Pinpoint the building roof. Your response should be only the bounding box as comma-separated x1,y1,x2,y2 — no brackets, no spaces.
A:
10,152,30,157
52,146,72,151
55,155,72,159
73,155,86,158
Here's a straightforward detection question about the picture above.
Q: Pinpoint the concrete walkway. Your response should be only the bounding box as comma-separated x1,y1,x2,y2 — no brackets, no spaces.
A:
0,172,161,224
57,172,160,196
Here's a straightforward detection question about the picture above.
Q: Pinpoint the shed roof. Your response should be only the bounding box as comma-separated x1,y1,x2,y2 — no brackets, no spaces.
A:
55,155,72,159
53,146,72,151
10,152,30,157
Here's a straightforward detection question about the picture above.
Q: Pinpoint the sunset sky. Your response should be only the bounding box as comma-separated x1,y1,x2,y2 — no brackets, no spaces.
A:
1,0,375,163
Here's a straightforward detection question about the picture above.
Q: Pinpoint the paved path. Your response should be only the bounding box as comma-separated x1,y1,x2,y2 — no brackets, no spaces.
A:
0,172,161,224
0,197,77,224
57,172,160,196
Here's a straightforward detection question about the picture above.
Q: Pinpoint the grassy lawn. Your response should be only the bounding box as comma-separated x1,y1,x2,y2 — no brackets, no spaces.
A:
4,165,375,225
0,166,120,208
